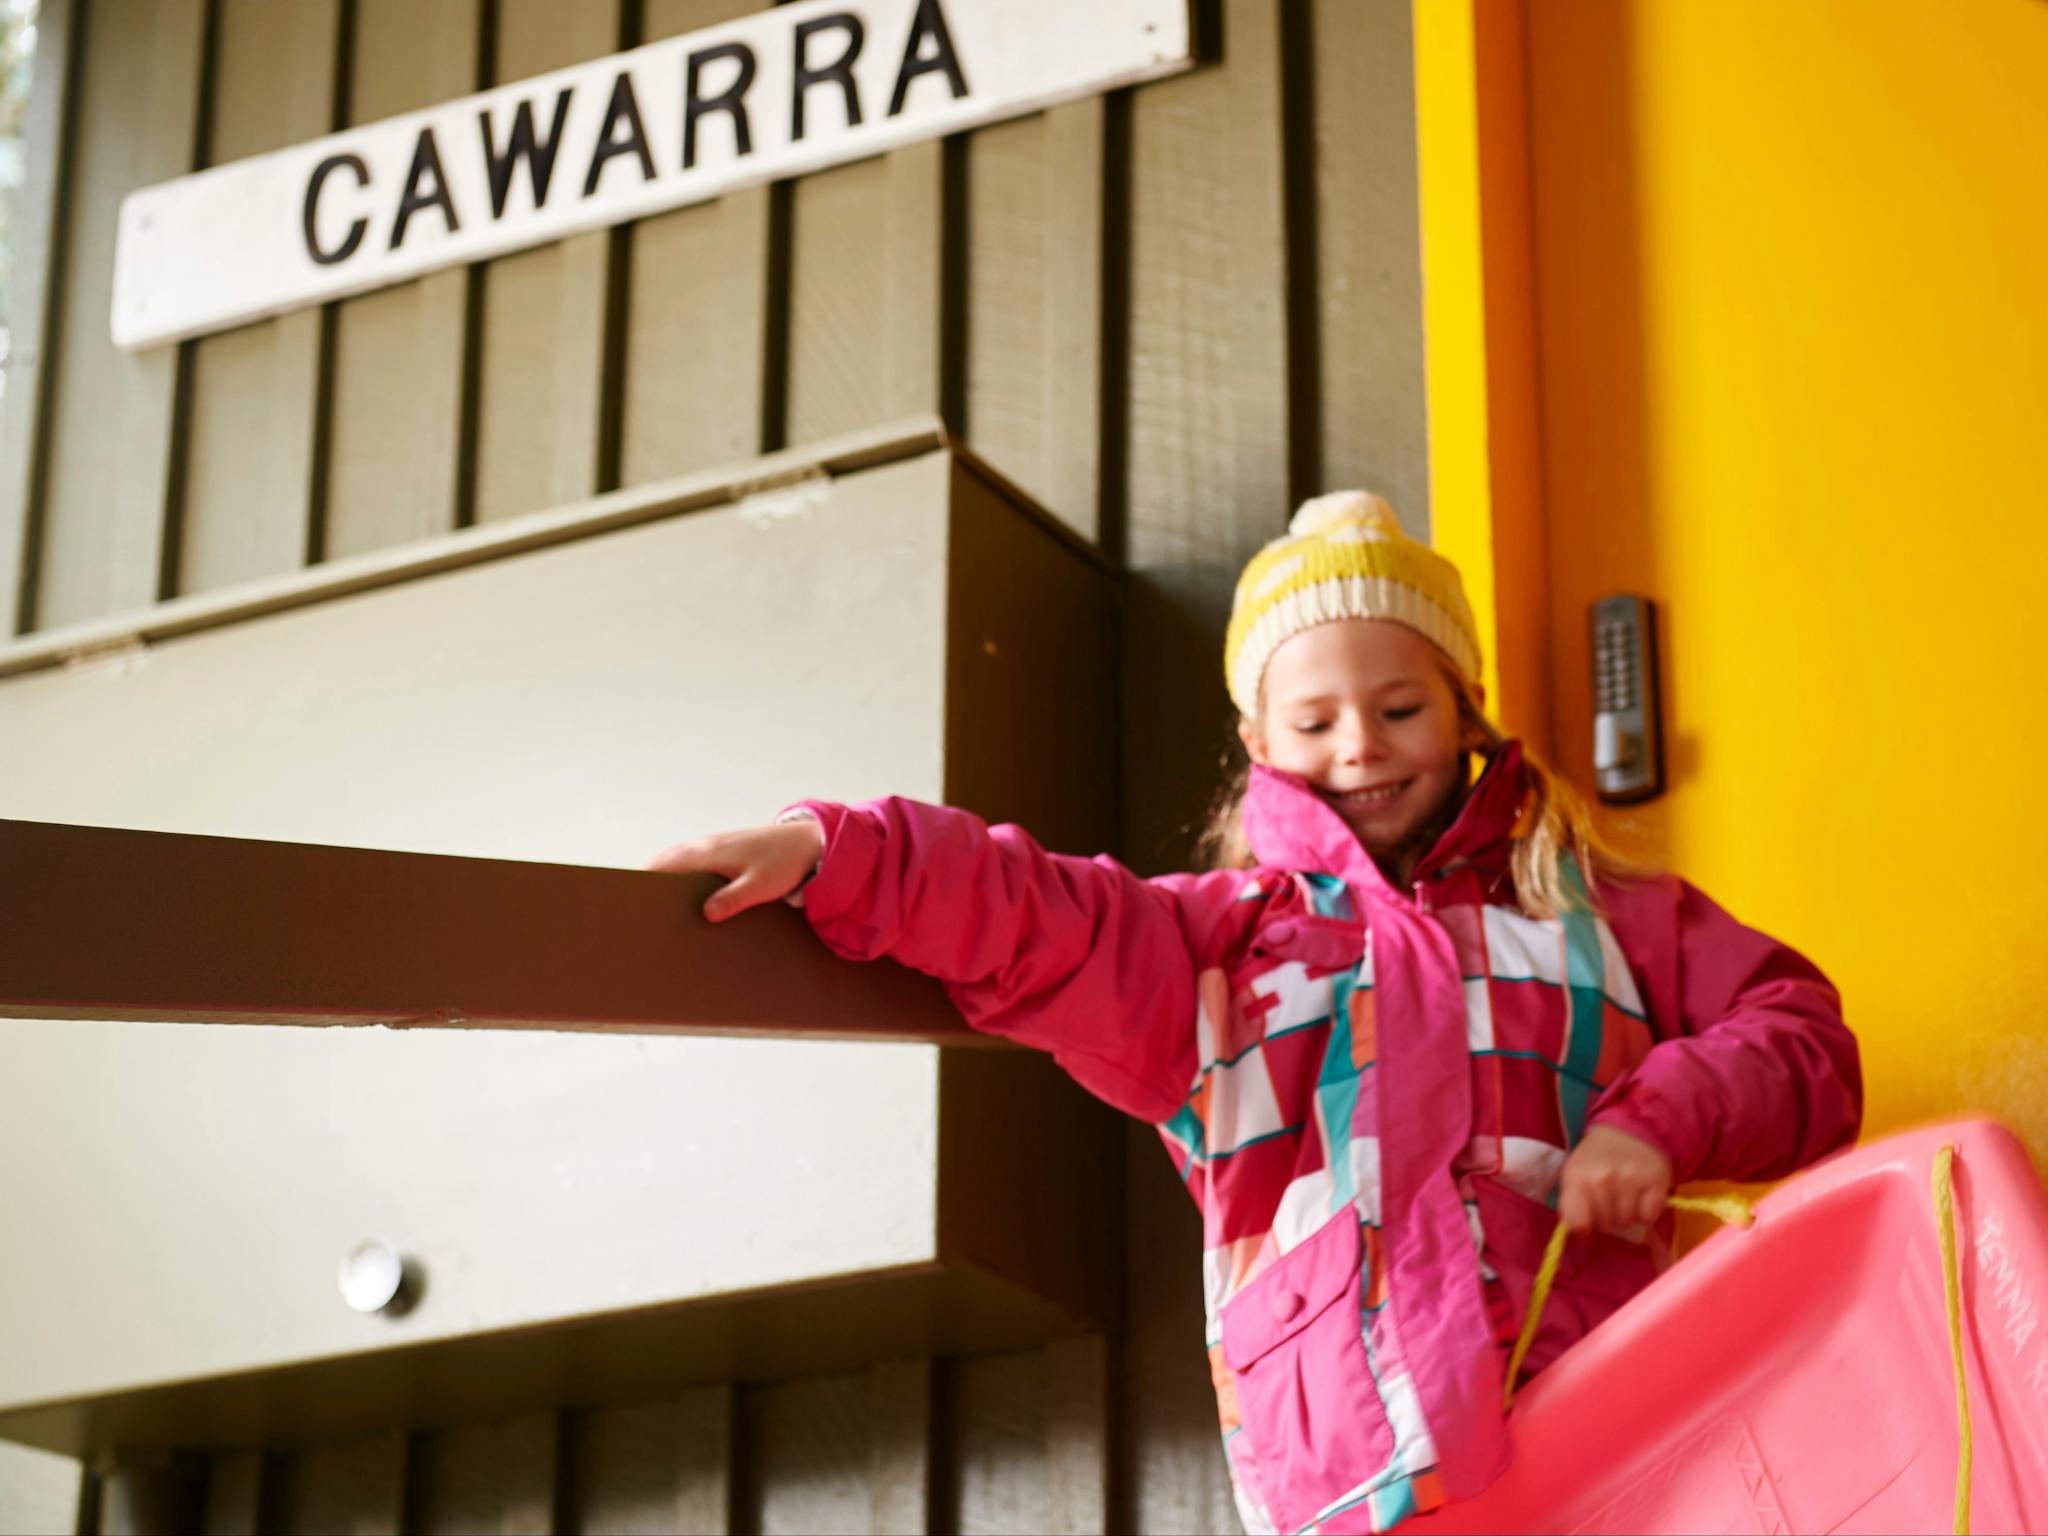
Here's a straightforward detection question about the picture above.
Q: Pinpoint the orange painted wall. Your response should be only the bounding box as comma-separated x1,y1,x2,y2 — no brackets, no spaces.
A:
1518,0,2048,1161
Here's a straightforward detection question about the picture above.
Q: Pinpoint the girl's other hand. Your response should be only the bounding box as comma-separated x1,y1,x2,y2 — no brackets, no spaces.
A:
644,818,825,922
1555,1124,1674,1236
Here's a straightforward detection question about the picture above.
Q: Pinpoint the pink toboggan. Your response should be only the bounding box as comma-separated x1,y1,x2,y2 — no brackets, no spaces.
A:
1411,1119,2048,1535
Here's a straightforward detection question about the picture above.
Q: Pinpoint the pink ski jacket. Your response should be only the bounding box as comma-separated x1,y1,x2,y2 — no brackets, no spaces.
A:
785,743,1861,1534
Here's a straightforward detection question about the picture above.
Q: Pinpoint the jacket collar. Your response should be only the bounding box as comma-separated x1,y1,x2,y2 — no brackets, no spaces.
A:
1241,741,1529,901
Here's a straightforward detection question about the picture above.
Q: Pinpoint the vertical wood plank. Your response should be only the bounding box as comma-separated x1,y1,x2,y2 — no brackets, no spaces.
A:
1310,0,1430,526
1038,101,1108,542
963,101,1105,541
566,1387,731,1536
881,141,948,427
1044,1336,1109,1536
0,0,79,637
96,1451,204,1536
614,0,773,488
200,1450,269,1536
867,1359,932,1536
945,1351,1049,1536
785,139,950,448
409,1410,559,1536
321,0,482,560
176,0,342,597
471,0,625,524
29,0,207,631
964,116,1049,500
271,1432,407,1536
740,1372,872,1536
0,1441,85,1536
1117,0,1296,866
1116,1123,1237,1536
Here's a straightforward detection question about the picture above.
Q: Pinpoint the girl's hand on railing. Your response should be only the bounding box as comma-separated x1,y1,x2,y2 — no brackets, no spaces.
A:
645,818,826,922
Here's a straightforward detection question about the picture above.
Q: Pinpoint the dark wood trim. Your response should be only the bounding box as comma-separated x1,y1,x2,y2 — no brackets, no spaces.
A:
0,817,976,1042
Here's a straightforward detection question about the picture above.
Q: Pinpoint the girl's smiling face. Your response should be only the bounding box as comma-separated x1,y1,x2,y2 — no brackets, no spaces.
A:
1239,619,1475,876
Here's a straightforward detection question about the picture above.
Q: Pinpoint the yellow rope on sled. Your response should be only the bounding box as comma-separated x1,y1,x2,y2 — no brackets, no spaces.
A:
1500,1194,1752,1411
1499,1219,1571,1412
1933,1145,1973,1536
1502,1154,1974,1536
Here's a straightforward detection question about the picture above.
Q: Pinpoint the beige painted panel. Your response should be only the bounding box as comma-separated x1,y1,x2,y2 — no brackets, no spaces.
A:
962,102,1105,539
786,145,948,447
177,0,341,597
31,0,206,630
0,446,1125,1467
0,1441,81,1536
322,0,482,558
0,456,963,1410
472,1,624,525
617,1,772,486
0,1020,942,1416
1312,0,1430,527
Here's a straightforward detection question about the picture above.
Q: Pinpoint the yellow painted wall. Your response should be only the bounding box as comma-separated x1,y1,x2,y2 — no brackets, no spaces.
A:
1412,0,1551,754
1509,0,2048,1163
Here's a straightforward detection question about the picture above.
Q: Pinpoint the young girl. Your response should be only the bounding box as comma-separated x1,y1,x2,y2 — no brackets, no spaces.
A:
648,492,1863,1534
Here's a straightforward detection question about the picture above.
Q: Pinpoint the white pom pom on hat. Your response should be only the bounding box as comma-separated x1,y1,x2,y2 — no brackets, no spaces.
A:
1288,489,1400,539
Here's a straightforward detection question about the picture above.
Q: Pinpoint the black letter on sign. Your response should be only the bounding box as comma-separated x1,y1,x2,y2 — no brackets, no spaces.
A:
482,88,573,218
684,42,756,169
793,15,864,141
303,153,370,265
584,71,656,197
390,126,460,249
888,0,968,117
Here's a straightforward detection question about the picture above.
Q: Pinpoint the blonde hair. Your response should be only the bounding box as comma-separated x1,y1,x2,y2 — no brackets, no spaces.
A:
1196,661,1645,918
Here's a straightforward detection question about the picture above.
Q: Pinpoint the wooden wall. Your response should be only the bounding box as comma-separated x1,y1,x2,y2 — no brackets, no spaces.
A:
65,1346,1110,1536
0,1,1428,1531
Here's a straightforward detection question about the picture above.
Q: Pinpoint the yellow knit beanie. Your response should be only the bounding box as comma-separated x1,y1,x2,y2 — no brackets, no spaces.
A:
1224,491,1481,716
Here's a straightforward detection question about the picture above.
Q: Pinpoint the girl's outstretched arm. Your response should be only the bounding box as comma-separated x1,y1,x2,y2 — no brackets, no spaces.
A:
1588,875,1864,1187
655,799,1233,1124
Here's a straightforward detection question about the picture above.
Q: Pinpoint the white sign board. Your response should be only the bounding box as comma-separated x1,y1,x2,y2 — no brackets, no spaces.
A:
112,0,1192,350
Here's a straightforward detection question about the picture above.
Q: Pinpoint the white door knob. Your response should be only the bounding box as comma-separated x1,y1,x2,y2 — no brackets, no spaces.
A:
338,1239,407,1314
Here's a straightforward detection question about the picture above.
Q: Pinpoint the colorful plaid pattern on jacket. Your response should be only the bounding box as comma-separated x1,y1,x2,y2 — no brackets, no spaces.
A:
787,743,1861,1534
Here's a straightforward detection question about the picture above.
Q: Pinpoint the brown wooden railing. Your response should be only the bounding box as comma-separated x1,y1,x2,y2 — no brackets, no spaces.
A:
0,817,975,1042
